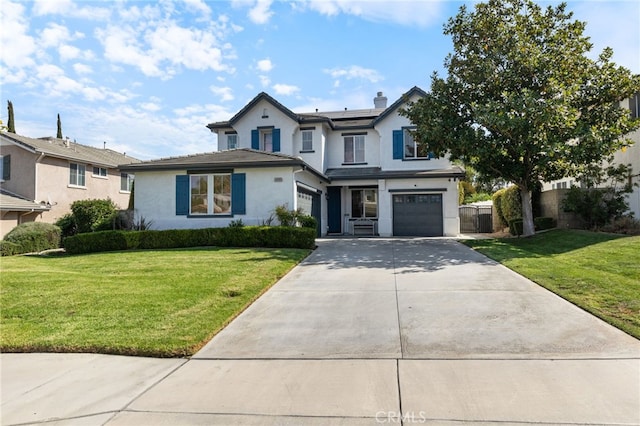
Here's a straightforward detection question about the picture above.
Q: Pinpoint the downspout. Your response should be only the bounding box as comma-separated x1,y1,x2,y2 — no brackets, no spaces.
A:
292,167,305,210
19,209,36,225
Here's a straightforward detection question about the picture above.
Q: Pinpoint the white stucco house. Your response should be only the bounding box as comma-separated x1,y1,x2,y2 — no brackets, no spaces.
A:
121,87,465,237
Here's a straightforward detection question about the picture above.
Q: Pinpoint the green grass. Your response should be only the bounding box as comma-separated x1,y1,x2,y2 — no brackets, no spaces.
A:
0,247,309,357
463,230,640,339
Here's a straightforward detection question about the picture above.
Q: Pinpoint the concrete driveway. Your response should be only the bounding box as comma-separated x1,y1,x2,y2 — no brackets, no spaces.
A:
2,238,639,425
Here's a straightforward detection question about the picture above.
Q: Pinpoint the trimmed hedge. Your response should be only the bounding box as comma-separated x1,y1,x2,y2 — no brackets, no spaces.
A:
2,222,61,255
63,226,316,255
534,216,556,231
509,218,524,236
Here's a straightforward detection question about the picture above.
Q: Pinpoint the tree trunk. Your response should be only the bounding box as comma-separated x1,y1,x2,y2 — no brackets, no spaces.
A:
521,188,535,237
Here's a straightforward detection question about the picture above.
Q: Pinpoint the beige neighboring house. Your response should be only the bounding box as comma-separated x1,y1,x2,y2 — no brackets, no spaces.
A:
0,132,140,238
543,93,640,219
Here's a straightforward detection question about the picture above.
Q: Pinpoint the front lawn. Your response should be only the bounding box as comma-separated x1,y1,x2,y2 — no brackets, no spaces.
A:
463,230,640,339
0,247,309,357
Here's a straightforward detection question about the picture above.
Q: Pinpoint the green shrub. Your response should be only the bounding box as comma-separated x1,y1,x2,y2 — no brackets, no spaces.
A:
501,185,522,224
534,217,555,231
3,222,62,255
70,199,118,233
228,219,244,228
63,226,316,255
601,216,640,235
0,241,21,256
492,188,508,227
562,186,630,230
298,215,317,229
458,182,465,205
55,213,78,238
509,218,524,236
464,192,492,204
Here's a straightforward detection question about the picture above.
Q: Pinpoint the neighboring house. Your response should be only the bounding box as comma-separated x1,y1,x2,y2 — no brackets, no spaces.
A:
542,93,640,218
0,132,140,238
122,88,465,237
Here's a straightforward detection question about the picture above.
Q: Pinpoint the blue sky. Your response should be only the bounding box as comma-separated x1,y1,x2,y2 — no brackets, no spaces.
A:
1,0,639,160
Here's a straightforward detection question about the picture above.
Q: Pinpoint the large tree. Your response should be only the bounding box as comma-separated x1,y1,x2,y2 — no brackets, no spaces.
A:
402,0,640,236
7,101,15,133
56,114,63,139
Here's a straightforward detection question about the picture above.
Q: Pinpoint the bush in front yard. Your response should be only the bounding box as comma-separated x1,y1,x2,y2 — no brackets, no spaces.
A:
534,217,556,231
2,222,62,255
70,198,118,233
63,226,316,255
0,241,21,256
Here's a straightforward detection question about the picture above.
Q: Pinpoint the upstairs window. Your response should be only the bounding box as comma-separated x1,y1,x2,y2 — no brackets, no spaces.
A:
344,135,365,164
0,155,9,181
261,130,273,152
69,163,86,187
93,166,107,177
227,133,238,150
190,174,231,215
302,130,313,151
404,128,429,159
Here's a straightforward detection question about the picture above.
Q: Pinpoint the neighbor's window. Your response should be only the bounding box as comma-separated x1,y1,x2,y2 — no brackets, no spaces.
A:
344,135,365,163
302,130,313,151
93,166,107,177
121,173,134,192
227,134,238,150
69,163,86,187
190,174,231,215
404,128,429,159
351,189,377,218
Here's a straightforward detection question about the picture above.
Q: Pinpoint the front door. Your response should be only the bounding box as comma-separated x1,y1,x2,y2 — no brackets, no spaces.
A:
327,186,342,234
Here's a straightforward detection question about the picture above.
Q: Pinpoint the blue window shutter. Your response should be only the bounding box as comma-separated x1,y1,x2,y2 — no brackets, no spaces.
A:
392,130,403,159
175,175,189,215
2,155,10,180
231,173,246,215
251,129,259,150
272,128,281,152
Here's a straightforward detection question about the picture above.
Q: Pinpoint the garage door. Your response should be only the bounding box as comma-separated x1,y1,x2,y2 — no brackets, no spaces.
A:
393,194,443,236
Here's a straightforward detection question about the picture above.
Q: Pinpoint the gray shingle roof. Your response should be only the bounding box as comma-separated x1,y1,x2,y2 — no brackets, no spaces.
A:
0,189,51,212
120,148,328,181
1,132,140,167
326,165,465,181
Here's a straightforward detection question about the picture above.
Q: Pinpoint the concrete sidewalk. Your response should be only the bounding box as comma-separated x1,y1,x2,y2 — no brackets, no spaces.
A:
2,238,639,425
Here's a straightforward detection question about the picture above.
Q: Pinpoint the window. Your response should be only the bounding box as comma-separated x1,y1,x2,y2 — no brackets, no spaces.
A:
0,155,9,181
227,134,238,150
262,130,273,152
69,163,86,186
344,135,365,163
351,189,377,218
189,174,231,215
93,166,107,177
404,128,429,159
121,173,134,192
302,130,313,151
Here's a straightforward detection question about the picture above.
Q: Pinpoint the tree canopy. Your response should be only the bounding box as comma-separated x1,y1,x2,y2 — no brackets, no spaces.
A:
402,0,640,236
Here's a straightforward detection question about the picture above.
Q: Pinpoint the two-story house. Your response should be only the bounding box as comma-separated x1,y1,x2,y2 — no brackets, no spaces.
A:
0,132,139,238
121,87,465,237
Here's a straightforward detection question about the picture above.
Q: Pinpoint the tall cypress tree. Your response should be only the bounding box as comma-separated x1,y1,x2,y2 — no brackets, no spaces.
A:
56,114,63,139
7,101,15,133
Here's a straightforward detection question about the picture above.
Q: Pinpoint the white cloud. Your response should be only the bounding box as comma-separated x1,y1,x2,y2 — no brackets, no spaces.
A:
139,102,162,112
32,0,111,20
0,1,37,70
256,58,273,72
259,75,271,87
305,0,443,27
72,63,93,75
210,85,235,102
324,65,384,83
273,83,300,96
182,0,212,17
244,0,274,24
39,23,74,48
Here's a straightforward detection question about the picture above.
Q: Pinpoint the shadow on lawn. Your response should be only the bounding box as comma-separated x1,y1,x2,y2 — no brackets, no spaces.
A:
462,229,626,259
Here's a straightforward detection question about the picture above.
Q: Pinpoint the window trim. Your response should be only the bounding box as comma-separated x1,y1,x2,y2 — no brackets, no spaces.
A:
227,133,238,150
189,173,232,216
344,134,365,164
301,129,313,151
351,188,378,219
69,162,86,188
403,127,430,160
92,166,108,178
120,172,134,193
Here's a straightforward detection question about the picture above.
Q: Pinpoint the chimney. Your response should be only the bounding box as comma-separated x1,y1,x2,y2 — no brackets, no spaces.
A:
374,91,387,108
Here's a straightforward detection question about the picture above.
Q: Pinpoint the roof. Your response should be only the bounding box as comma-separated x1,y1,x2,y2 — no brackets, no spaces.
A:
120,148,328,181
325,165,465,181
0,132,140,168
206,87,426,131
0,189,51,212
